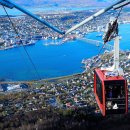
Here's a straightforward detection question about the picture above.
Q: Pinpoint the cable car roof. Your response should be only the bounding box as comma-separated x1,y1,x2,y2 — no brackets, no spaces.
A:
95,69,125,81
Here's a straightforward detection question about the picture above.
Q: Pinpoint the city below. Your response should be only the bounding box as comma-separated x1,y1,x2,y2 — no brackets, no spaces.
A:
0,1,130,130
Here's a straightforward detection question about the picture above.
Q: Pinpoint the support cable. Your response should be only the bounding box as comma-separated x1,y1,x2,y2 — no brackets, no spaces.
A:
2,5,41,80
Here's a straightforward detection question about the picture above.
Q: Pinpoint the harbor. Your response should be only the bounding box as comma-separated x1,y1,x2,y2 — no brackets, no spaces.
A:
0,23,129,81
0,7,130,81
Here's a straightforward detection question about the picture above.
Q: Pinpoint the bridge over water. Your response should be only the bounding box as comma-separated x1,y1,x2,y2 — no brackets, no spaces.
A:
79,38,114,51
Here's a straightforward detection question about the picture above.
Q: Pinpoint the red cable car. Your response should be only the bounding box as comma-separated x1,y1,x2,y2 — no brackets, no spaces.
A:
94,69,128,116
93,18,128,116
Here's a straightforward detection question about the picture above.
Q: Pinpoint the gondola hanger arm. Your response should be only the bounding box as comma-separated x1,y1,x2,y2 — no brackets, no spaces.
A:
0,0,130,35
0,0,65,35
65,0,129,34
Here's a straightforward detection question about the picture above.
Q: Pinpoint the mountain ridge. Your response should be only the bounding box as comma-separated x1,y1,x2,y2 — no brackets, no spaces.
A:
14,0,114,6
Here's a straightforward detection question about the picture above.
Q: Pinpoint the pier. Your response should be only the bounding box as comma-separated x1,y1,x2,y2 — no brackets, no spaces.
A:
79,38,114,51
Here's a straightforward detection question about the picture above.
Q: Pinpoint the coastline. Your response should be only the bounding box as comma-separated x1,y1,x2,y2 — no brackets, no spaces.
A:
0,73,82,84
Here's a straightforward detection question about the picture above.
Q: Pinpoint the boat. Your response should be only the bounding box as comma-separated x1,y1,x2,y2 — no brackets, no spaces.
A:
96,33,102,37
96,42,100,47
23,40,36,46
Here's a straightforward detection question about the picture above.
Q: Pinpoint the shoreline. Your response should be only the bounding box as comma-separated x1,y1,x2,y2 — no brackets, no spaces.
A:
0,73,82,84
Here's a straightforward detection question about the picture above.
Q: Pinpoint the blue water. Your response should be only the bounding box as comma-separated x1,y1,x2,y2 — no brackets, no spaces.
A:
0,24,130,81
0,40,102,81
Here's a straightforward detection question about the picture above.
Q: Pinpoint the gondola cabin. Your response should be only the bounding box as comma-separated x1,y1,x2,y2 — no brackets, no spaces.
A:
94,69,128,116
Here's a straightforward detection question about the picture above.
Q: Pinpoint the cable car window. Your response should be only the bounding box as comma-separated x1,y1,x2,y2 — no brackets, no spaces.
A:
105,80,126,110
96,75,103,104
105,80,125,98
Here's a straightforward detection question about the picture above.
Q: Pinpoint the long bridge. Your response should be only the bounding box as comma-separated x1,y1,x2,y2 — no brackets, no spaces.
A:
79,38,114,51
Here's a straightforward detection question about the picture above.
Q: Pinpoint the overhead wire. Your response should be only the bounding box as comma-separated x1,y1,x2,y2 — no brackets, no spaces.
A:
1,7,32,77
2,5,41,80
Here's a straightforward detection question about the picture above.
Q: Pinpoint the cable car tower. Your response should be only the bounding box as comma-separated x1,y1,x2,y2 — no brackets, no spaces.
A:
94,17,128,116
0,0,130,116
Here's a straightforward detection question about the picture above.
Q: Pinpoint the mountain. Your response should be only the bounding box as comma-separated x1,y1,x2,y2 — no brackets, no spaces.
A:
14,0,114,6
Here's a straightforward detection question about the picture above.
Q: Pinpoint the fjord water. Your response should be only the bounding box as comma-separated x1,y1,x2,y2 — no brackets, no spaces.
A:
0,40,101,81
0,24,130,81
